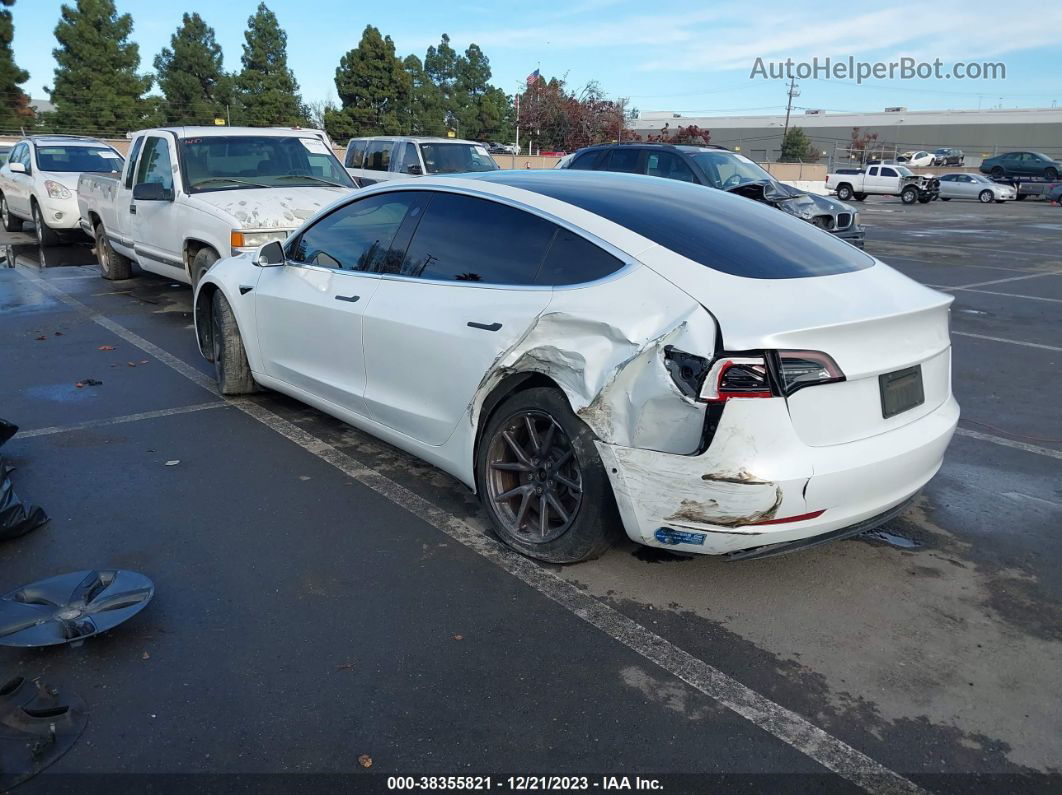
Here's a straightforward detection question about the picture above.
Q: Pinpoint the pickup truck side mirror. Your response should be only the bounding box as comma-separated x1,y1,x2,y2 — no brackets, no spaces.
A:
132,182,174,201
406,164,423,175
255,240,285,267
8,162,25,174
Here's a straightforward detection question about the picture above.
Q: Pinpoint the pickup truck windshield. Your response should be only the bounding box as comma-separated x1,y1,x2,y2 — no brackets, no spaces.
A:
895,166,914,176
690,151,774,189
36,145,123,173
419,143,499,174
179,136,355,193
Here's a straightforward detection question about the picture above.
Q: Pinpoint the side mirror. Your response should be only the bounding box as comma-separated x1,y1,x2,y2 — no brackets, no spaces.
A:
8,162,25,174
406,164,423,175
255,240,285,267
132,182,173,201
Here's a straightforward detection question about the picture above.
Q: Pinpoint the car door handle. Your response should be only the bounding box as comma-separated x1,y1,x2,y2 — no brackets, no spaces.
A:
334,294,360,303
467,321,502,332
129,204,136,214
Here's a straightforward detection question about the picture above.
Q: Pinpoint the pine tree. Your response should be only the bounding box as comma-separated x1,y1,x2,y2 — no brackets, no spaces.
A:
0,0,31,132
424,33,464,131
46,0,153,135
402,54,443,136
234,3,306,126
325,25,410,141
780,126,818,162
455,44,509,141
154,13,233,126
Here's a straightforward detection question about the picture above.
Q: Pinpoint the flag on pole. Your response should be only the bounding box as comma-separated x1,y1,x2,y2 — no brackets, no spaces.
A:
525,68,540,86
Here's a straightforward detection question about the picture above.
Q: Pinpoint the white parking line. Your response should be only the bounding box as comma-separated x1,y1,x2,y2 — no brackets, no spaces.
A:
956,428,1062,461
952,271,1062,290
14,402,229,439
16,271,924,794
929,285,1062,305
951,331,1062,353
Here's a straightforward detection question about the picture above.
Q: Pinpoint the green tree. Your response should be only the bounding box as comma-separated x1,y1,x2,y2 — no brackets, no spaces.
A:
324,25,409,141
0,0,31,132
454,43,510,140
402,54,443,135
154,13,233,126
780,126,818,162
234,2,306,126
46,0,153,135
424,33,464,131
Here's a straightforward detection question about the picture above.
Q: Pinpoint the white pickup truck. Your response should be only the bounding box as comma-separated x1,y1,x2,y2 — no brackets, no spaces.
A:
825,164,940,205
78,126,357,286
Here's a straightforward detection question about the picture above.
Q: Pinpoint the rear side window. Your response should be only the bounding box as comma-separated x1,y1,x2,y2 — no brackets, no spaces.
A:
287,192,415,271
473,171,874,279
538,229,624,286
390,192,555,284
365,140,392,171
568,150,604,170
606,148,641,173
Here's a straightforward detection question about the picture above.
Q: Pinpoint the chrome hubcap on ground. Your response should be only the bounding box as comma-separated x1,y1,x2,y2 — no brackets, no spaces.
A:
486,411,583,543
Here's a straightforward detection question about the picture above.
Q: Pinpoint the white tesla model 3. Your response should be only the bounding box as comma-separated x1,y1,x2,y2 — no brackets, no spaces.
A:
193,170,959,563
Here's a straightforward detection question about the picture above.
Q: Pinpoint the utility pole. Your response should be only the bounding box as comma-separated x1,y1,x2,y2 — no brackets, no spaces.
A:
782,75,799,157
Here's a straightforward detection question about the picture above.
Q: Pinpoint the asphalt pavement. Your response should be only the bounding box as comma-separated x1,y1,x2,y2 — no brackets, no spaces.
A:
0,195,1059,793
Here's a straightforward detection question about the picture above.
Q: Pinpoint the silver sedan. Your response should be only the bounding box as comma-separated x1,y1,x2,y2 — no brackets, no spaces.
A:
938,173,1016,203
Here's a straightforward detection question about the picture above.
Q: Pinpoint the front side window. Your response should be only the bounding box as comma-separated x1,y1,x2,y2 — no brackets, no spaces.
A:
606,148,642,174
135,137,174,189
690,152,773,189
881,167,898,177
568,150,604,170
346,139,368,168
179,135,354,192
36,145,122,173
286,192,416,271
418,142,498,174
645,152,697,183
365,140,392,171
389,192,554,284
124,137,144,189
396,142,421,174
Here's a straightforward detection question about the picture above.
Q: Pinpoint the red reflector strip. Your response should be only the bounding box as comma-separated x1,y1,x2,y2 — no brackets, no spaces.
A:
747,509,826,526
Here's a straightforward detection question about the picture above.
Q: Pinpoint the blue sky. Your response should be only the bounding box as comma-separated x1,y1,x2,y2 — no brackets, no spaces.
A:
12,0,1062,117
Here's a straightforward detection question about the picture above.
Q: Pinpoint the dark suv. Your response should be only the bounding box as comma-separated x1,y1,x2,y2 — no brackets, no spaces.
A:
561,143,864,247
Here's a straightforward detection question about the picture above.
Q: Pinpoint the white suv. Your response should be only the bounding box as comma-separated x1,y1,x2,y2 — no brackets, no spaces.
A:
0,135,124,246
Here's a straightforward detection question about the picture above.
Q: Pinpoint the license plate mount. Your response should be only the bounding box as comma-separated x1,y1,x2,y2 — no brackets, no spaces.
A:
879,365,925,419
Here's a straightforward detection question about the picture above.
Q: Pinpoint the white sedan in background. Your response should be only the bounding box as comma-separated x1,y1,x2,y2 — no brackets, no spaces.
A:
938,173,1016,203
194,171,959,563
900,151,935,167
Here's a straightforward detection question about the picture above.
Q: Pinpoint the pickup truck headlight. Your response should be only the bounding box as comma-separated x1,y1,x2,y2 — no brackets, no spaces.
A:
230,230,289,249
44,180,71,200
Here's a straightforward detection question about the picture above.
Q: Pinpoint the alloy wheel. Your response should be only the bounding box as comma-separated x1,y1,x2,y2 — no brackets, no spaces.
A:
485,410,583,544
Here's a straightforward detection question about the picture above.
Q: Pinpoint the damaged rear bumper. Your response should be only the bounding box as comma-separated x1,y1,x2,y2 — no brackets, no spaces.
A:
594,394,958,557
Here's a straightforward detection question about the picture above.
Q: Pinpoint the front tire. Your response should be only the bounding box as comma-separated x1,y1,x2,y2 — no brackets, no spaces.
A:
32,202,59,247
836,184,853,201
191,248,219,290
477,387,619,563
95,223,132,280
0,194,21,232
210,291,256,395
900,187,918,205
979,190,994,203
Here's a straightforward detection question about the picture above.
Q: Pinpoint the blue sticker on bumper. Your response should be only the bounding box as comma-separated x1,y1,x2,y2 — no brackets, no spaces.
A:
655,527,707,546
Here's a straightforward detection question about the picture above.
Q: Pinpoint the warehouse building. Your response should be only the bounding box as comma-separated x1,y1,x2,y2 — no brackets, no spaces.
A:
628,107,1062,166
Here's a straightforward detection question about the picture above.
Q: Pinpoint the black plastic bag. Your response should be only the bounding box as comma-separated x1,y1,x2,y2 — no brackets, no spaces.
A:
0,418,15,448
0,459,48,541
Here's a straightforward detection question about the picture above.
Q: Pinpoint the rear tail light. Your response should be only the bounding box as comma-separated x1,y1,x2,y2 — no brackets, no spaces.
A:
775,350,845,395
700,357,772,402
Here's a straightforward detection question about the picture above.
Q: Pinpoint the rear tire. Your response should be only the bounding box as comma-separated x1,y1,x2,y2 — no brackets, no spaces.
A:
978,190,993,203
476,387,619,564
0,194,21,232
900,187,918,205
853,192,866,201
836,184,853,201
95,223,132,280
1015,194,1027,201
940,197,951,201
1045,167,1058,180
191,248,218,290
32,202,59,247
210,290,256,395
990,166,1004,178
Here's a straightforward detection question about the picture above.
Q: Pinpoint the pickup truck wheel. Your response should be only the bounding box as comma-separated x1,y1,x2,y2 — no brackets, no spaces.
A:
32,202,59,247
211,290,256,395
95,223,132,280
0,194,21,232
900,187,918,205
477,387,620,564
978,190,994,204
191,248,218,290
836,184,853,201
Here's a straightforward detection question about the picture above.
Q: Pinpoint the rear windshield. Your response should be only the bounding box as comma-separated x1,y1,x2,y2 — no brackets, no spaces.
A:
419,143,498,174
179,135,355,192
36,145,123,173
473,171,874,280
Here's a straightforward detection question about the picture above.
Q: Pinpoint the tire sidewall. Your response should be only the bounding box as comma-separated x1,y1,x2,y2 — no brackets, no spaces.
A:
193,248,219,289
901,188,917,204
837,185,853,201
979,190,993,203
476,387,618,563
